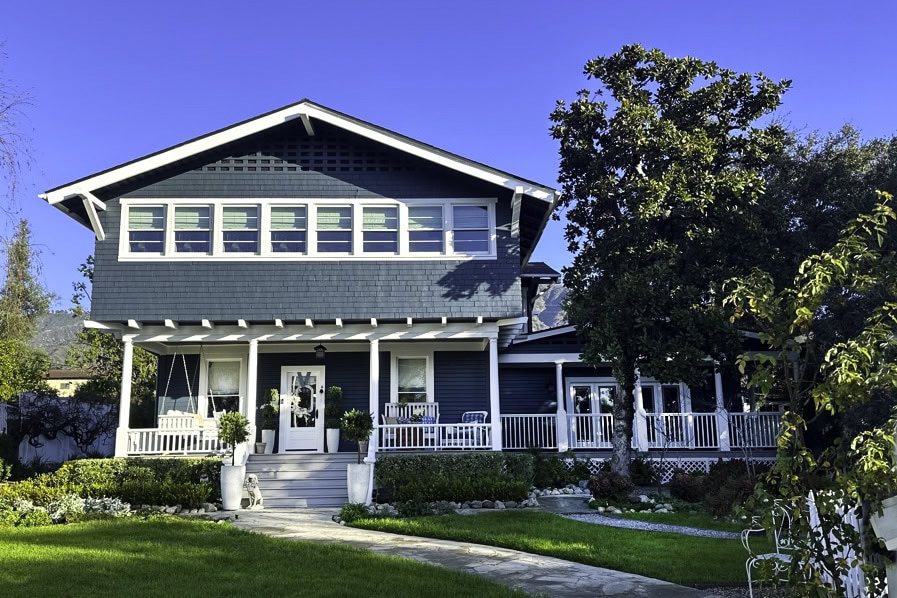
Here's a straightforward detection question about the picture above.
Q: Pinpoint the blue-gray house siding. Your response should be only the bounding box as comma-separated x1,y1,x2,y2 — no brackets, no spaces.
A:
88,121,524,323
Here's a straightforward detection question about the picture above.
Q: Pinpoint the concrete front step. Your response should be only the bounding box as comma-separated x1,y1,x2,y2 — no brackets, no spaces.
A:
246,453,352,508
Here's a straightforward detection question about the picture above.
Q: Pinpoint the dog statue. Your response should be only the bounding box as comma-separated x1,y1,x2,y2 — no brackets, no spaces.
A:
244,473,264,509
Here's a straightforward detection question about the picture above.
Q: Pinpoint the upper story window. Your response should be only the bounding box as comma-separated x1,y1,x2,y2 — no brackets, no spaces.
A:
408,206,444,253
174,206,212,253
223,206,259,253
120,198,496,260
363,207,398,253
317,206,352,253
128,206,165,253
452,205,490,253
270,206,307,253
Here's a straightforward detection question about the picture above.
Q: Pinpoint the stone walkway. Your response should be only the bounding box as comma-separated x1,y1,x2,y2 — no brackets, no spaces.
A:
228,508,722,597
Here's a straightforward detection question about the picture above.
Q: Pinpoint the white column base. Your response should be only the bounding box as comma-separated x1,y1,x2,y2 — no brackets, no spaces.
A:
114,426,129,458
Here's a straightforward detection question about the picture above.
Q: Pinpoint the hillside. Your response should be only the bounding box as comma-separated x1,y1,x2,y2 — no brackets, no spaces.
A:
30,311,82,367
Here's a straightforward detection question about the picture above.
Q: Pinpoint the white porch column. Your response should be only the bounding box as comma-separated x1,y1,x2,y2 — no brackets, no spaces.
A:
246,339,259,448
633,368,649,452
489,337,502,451
366,338,379,464
714,369,731,452
555,361,569,452
114,337,134,457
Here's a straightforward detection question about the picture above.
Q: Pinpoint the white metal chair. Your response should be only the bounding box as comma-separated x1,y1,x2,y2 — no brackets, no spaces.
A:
442,411,489,448
743,499,794,598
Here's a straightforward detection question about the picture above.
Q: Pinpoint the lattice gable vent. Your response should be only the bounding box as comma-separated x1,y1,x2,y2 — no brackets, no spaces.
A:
194,126,419,175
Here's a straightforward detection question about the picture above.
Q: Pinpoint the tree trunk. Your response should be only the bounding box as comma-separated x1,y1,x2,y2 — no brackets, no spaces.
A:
610,368,636,477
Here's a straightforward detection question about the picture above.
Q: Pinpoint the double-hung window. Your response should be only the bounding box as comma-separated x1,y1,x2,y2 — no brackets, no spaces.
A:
408,206,444,253
397,357,428,403
317,206,352,253
452,205,490,253
362,207,398,253
127,206,165,253
270,206,307,253
222,206,259,253
174,206,212,254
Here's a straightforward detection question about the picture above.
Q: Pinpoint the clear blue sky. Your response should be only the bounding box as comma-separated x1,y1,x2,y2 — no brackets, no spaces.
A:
4,0,897,307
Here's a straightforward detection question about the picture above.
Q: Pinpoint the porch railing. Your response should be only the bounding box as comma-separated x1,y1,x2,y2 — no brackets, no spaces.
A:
127,428,222,455
569,414,614,449
379,422,491,451
383,402,439,421
729,412,780,448
645,413,720,449
501,414,557,450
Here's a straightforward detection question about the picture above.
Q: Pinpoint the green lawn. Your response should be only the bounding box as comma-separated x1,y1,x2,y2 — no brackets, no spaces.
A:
0,518,526,598
353,511,758,585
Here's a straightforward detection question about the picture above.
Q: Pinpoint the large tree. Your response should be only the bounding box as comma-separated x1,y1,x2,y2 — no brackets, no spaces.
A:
0,220,52,342
550,45,790,475
0,45,30,202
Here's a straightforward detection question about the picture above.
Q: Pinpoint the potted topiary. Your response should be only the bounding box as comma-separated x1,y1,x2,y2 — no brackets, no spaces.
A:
260,388,279,455
217,411,250,510
341,409,374,503
324,386,343,453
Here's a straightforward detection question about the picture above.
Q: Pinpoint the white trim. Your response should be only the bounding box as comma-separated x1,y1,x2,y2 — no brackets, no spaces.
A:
515,325,577,343
200,351,248,418
42,100,555,207
499,352,582,364
82,196,106,241
566,376,618,414
118,197,498,261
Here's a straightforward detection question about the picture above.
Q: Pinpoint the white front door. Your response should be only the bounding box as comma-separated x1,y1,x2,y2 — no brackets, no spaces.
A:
278,366,325,452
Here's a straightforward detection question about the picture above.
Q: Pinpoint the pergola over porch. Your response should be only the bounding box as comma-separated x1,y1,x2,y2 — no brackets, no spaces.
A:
90,316,527,459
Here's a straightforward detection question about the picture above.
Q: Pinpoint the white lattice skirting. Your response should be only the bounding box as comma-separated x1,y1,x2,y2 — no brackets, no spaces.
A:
566,456,776,484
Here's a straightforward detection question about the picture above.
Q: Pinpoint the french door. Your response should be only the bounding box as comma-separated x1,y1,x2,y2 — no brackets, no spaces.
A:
278,366,325,452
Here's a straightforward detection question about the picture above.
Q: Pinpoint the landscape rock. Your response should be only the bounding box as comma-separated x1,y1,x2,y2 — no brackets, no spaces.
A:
504,501,517,509
471,500,483,509
164,506,178,515
202,503,217,513
482,500,495,509
494,501,506,510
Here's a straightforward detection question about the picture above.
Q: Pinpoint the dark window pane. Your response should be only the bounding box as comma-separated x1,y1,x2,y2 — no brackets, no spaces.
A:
454,230,489,252
409,230,443,252
271,230,307,253
129,231,164,253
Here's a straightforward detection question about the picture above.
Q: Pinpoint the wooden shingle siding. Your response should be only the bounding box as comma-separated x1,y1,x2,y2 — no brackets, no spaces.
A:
89,122,523,322
433,350,489,422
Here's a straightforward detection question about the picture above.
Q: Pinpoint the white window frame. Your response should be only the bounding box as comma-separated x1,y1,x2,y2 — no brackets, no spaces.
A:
450,203,493,256
119,197,497,261
637,379,692,413
361,205,399,255
126,204,166,254
390,350,435,404
220,205,260,255
198,354,247,417
316,204,354,254
172,204,214,255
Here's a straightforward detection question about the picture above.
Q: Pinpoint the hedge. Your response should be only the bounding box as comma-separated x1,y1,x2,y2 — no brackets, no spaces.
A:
374,453,534,503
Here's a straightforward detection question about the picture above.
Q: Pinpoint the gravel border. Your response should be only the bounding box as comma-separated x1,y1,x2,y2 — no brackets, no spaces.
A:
562,512,740,539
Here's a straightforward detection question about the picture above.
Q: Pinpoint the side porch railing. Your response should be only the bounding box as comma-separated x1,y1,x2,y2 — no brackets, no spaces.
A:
499,411,781,451
127,428,223,455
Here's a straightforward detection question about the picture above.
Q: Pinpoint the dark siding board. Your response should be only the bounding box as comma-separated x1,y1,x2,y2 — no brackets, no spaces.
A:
155,354,201,416
91,137,523,321
563,366,614,379
499,366,557,413
434,350,489,423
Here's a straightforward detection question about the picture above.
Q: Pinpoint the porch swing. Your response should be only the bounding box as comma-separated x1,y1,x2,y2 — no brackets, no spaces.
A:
156,347,221,432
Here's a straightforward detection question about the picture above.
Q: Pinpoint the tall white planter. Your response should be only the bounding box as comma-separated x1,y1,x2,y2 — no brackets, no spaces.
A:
347,463,371,504
261,429,275,455
326,428,340,453
220,464,246,510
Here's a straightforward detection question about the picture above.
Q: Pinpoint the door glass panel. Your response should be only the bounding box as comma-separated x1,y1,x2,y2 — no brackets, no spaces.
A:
287,371,318,429
596,386,615,413
662,386,681,413
572,386,592,414
641,386,656,413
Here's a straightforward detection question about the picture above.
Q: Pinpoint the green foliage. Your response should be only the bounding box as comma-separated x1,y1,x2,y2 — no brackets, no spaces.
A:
0,220,52,343
0,340,51,401
342,409,373,463
550,44,790,476
324,386,342,428
339,502,370,523
588,471,634,501
668,471,705,503
628,457,658,486
217,412,250,466
530,450,574,488
0,455,10,482
375,453,534,504
259,389,279,430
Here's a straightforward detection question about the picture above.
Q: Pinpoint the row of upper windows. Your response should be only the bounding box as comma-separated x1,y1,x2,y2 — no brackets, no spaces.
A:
121,200,496,258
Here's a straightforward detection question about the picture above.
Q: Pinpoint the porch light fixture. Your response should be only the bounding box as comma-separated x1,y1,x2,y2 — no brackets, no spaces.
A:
314,344,327,360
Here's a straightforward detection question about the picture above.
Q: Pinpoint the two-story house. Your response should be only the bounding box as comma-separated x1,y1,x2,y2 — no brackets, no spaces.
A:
43,100,777,500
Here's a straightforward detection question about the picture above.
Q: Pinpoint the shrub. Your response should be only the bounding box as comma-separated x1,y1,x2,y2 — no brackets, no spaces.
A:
668,471,704,503
48,494,86,523
588,471,634,501
339,503,370,523
0,477,71,506
701,459,769,516
0,456,11,482
18,508,52,527
629,456,657,486
531,451,573,488
54,459,128,487
375,453,533,504
159,481,211,509
396,498,430,518
84,496,131,518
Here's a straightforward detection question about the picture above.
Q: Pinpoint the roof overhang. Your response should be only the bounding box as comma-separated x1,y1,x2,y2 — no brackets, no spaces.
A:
42,100,557,247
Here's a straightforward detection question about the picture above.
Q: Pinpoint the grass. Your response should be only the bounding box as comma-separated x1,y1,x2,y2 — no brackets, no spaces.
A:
353,511,761,586
0,517,526,598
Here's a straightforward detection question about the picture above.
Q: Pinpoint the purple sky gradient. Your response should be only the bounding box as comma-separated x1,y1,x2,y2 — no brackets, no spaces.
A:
4,0,896,307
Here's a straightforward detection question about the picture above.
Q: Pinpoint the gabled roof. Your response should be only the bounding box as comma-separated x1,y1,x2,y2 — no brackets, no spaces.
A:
41,100,558,258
